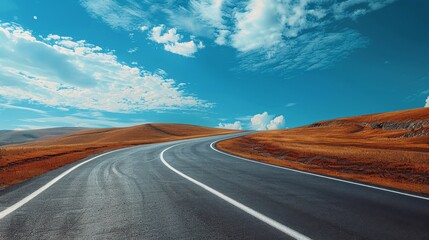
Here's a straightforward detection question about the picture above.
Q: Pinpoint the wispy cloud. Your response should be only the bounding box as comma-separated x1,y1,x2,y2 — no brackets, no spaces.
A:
20,115,133,128
229,0,378,72
0,22,211,112
80,0,146,30
79,0,396,72
237,29,368,72
0,103,46,114
333,0,396,20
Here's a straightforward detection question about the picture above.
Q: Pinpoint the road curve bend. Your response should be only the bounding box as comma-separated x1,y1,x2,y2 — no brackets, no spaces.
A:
0,134,428,239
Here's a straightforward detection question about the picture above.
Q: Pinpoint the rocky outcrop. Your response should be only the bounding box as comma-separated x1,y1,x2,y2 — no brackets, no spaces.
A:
308,120,429,138
363,120,429,130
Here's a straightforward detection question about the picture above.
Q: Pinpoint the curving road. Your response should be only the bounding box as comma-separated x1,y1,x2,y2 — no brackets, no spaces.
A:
0,133,428,239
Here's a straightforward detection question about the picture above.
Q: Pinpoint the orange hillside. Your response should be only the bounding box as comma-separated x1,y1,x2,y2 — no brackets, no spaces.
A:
27,123,238,146
0,123,239,188
217,108,429,195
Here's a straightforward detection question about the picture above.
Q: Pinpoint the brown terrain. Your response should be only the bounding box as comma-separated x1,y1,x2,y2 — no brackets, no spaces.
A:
0,124,239,189
217,108,429,195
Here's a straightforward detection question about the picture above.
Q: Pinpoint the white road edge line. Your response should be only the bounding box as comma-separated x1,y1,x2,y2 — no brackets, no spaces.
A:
0,148,126,220
210,140,429,201
160,144,312,240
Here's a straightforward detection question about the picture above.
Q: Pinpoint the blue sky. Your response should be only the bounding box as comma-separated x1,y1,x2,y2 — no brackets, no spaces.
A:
0,0,428,130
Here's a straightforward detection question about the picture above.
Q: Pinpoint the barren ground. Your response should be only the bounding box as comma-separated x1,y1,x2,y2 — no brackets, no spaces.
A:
0,124,239,188
217,108,429,194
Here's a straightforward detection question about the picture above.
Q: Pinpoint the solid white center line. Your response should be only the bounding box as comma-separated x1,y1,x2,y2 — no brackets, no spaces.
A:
160,144,311,240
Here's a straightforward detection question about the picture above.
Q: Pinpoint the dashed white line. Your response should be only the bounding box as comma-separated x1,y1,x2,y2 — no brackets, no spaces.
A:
210,140,429,201
160,144,312,240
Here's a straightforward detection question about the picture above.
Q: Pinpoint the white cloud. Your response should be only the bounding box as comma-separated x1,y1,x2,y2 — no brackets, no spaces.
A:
0,22,210,113
214,29,230,45
285,103,296,107
79,0,396,72
250,112,285,130
425,96,429,107
333,0,396,20
237,29,368,72
231,0,286,52
267,115,285,130
218,121,242,130
149,25,204,57
230,0,328,52
58,107,69,111
20,115,132,128
80,0,146,30
190,0,226,29
33,16,38,20
164,41,204,57
128,47,138,53
229,0,391,71
219,112,285,130
140,25,149,32
0,103,46,114
150,25,181,44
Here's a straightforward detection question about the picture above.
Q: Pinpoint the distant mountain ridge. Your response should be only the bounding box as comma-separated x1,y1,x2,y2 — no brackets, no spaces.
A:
0,127,88,146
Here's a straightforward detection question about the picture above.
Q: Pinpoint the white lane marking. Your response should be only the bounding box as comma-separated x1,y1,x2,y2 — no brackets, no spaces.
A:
160,144,311,240
0,148,126,220
210,141,429,201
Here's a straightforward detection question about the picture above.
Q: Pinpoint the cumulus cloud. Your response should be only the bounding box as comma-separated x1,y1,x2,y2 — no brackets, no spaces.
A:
0,22,210,112
267,115,285,130
425,96,429,107
150,25,180,44
219,112,285,130
251,112,285,130
149,25,204,57
218,121,242,130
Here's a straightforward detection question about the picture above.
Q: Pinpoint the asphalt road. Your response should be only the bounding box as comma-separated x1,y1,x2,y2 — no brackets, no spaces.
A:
0,133,428,240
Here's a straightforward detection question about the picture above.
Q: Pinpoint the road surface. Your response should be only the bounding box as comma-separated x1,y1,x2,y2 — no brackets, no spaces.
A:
0,133,428,239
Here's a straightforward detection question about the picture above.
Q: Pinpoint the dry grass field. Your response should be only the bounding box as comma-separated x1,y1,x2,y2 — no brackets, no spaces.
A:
0,124,239,188
217,108,429,194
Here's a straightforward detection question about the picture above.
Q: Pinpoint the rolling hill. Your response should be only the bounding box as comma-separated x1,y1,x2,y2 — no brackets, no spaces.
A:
217,108,429,194
26,123,238,146
0,123,240,188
